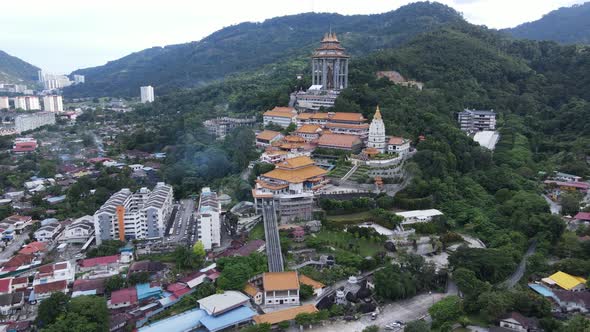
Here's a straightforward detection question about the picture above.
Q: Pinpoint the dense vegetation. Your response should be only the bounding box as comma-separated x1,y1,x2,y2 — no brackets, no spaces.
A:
37,294,109,332
0,49,39,84
505,2,590,44
65,2,463,97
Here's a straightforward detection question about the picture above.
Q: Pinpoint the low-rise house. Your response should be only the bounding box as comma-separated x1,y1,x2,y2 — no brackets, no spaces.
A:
553,172,583,183
33,280,68,301
553,289,590,313
129,261,165,275
542,271,586,291
18,241,47,255
78,254,121,272
0,278,12,294
72,278,106,297
544,180,589,193
299,274,325,297
33,261,75,286
0,254,37,273
0,292,24,315
44,195,66,205
34,221,62,242
108,287,138,309
263,107,296,128
243,283,263,305
294,124,322,142
574,212,590,222
1,215,32,234
498,312,541,332
263,271,300,306
10,277,28,292
61,215,94,243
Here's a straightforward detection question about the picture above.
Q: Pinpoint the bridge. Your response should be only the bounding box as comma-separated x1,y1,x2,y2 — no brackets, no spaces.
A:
262,199,284,272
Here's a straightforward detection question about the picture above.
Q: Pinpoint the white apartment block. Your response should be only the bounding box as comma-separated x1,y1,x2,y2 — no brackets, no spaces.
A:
458,109,496,132
93,183,173,244
197,187,221,251
73,75,85,84
43,95,64,112
140,86,155,103
38,71,71,90
14,112,56,133
14,96,40,111
0,97,9,110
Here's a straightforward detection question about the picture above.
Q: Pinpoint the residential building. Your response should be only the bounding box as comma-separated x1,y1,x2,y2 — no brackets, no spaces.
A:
12,112,56,133
140,86,155,103
33,280,68,301
262,271,300,306
39,72,71,90
1,215,32,234
553,172,583,183
395,209,444,224
197,291,250,316
0,292,24,315
13,96,40,111
73,74,85,84
367,106,387,153
93,182,173,244
72,278,105,298
256,130,284,148
263,107,296,128
243,283,263,305
252,156,328,222
542,271,587,291
458,109,496,132
197,187,221,251
18,242,47,255
498,312,541,332
316,133,362,152
33,261,75,286
42,95,64,112
108,287,138,309
293,89,340,111
34,221,62,242
203,116,256,139
387,136,411,156
61,215,94,243
0,97,8,110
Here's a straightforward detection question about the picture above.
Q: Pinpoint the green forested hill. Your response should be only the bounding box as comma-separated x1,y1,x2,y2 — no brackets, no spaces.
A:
505,2,590,44
0,50,40,84
65,2,463,97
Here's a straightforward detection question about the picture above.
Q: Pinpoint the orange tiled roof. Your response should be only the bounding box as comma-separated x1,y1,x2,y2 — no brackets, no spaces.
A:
296,113,313,120
262,166,327,183
257,130,282,141
277,156,315,169
310,113,330,120
296,124,322,134
264,107,295,118
299,275,325,289
330,112,365,122
243,283,261,297
325,122,369,130
263,271,299,291
284,135,305,143
317,134,361,149
253,304,318,325
388,136,408,145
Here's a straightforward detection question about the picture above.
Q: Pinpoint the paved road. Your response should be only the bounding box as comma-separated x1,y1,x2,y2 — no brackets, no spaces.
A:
168,199,195,244
262,199,284,272
295,292,446,332
501,240,537,289
0,233,28,260
542,195,561,215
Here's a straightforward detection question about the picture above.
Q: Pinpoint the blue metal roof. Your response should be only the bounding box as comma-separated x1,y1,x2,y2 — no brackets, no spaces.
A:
139,308,205,332
199,306,255,332
136,283,162,300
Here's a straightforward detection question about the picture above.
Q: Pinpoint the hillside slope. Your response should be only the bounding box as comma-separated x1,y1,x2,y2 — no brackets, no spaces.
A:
505,2,590,44
0,50,40,85
65,2,464,97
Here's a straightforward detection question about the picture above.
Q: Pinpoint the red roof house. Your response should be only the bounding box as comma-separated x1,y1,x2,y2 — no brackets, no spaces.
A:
0,278,12,294
19,242,47,255
34,280,68,300
108,287,138,309
575,212,590,221
78,255,120,269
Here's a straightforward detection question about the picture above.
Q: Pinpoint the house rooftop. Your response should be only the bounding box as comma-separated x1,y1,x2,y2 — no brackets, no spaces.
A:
263,271,300,291
317,133,360,149
253,304,318,325
34,280,67,294
299,274,325,290
256,130,282,141
544,271,586,290
197,291,249,316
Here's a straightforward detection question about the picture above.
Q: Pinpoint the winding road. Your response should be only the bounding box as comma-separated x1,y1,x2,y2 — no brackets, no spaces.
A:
501,240,537,289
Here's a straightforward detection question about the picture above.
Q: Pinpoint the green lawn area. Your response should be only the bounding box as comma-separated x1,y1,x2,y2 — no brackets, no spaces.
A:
326,211,372,225
248,222,265,240
313,230,383,257
328,164,352,178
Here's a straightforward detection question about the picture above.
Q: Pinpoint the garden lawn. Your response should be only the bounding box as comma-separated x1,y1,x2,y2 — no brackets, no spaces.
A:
313,230,383,257
326,211,372,224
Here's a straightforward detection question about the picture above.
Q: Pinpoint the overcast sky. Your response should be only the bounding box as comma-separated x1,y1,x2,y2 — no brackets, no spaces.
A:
0,0,585,74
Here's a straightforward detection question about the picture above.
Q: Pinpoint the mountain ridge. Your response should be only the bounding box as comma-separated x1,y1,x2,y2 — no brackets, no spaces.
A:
504,2,590,44
65,1,464,97
0,50,40,85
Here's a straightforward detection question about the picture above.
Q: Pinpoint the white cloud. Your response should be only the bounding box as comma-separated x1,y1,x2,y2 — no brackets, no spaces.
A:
0,0,586,73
